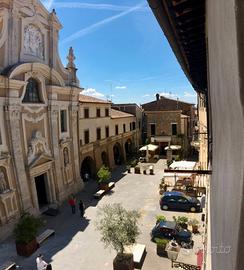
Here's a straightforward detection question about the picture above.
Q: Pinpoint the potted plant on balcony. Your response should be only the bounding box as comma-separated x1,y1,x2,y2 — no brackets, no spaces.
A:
97,165,111,191
96,203,141,270
188,218,200,234
14,212,43,257
173,216,188,229
156,215,166,224
155,238,169,257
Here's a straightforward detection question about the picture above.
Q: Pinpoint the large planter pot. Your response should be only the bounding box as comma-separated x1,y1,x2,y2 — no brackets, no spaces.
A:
134,166,140,174
113,253,134,270
165,242,180,260
192,225,199,234
156,245,167,257
99,183,110,191
16,238,38,257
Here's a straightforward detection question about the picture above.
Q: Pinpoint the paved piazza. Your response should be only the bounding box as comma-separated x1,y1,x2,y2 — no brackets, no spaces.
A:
0,159,203,270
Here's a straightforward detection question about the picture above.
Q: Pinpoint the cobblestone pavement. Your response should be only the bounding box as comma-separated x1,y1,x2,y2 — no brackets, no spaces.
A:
0,159,204,270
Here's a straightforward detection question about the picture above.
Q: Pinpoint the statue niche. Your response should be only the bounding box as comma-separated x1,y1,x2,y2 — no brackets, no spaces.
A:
24,24,44,59
0,167,9,194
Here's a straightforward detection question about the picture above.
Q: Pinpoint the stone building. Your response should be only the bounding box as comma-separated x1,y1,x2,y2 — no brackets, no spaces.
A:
79,95,137,180
0,0,82,239
142,94,196,157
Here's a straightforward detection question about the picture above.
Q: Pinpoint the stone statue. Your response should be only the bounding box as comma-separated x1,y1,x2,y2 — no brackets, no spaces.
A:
0,169,8,193
63,148,69,166
24,24,44,58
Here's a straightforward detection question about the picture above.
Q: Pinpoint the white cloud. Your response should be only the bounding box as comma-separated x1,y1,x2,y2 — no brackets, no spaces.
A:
61,1,145,44
115,86,127,89
53,2,147,12
42,0,54,10
184,91,197,98
142,94,150,97
82,88,105,98
159,92,178,99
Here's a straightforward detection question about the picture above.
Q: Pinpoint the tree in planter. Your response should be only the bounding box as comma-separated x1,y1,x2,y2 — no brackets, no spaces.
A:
188,218,200,233
96,203,141,270
156,215,166,224
14,212,43,256
155,238,169,257
97,165,111,191
173,216,189,229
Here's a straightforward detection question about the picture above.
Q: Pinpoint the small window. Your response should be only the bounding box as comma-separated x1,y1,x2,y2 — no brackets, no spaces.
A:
172,123,177,135
96,108,101,117
97,128,101,140
105,126,109,138
23,78,42,103
130,123,132,131
132,122,136,130
115,125,119,135
60,110,68,133
84,108,89,118
123,124,126,133
84,130,89,144
105,108,109,117
151,124,156,136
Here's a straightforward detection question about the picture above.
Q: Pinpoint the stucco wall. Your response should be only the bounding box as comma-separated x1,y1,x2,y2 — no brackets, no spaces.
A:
207,0,244,269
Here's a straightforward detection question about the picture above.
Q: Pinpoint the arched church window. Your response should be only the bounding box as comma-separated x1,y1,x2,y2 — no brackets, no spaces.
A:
23,78,42,103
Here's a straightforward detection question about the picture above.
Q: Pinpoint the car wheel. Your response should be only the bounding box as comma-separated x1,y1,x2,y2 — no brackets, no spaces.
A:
162,205,168,210
190,207,196,212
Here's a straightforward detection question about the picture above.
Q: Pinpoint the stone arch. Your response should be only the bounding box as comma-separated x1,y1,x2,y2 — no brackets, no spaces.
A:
101,151,109,167
80,156,96,181
113,142,124,165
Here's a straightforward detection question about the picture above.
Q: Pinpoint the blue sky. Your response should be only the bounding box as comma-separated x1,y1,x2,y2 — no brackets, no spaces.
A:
41,0,196,105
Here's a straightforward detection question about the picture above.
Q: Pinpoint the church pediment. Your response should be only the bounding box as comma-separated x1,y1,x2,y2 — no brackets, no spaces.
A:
28,153,54,169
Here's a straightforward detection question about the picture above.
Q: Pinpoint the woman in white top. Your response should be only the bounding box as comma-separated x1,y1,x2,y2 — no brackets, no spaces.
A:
36,254,48,270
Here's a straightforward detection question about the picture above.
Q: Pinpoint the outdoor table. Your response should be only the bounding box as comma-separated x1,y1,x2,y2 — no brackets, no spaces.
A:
171,248,201,270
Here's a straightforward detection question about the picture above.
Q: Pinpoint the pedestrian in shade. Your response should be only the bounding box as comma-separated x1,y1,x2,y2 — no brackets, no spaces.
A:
79,199,85,218
68,195,76,214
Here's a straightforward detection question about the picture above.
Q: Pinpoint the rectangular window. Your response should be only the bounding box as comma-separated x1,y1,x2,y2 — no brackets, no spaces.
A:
150,124,156,136
106,126,109,138
115,125,119,135
172,123,177,135
84,130,89,144
84,108,89,118
97,128,101,140
132,122,136,130
96,108,101,117
105,108,109,117
60,110,67,132
123,124,126,133
130,123,132,131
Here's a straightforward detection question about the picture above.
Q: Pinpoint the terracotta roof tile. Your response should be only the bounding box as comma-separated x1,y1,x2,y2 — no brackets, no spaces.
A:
79,94,111,104
111,109,134,119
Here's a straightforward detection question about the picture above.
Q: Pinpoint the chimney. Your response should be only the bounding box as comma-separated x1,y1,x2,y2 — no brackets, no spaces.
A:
156,93,160,101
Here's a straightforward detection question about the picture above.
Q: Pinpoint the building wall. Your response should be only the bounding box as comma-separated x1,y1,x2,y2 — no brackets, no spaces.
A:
207,0,244,269
0,1,83,240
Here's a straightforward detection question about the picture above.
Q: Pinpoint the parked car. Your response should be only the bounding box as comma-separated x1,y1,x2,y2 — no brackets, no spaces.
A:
160,191,202,212
151,220,193,248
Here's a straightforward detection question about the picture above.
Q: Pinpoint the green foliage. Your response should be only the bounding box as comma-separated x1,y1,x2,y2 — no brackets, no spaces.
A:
96,203,141,254
188,218,199,226
97,165,111,183
155,238,169,247
173,215,188,225
130,159,138,167
14,212,43,244
156,215,166,223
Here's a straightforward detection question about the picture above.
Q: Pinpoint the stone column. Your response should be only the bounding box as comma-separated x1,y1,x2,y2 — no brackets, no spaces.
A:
8,104,32,211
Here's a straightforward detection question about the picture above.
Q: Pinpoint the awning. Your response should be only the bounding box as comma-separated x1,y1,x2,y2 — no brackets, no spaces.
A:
169,161,197,170
164,145,181,150
139,144,159,151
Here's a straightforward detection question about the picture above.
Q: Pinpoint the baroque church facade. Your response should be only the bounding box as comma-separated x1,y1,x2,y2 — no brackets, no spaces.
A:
0,0,83,238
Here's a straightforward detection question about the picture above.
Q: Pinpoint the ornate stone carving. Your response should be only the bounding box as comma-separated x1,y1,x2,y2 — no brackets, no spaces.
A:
63,147,69,166
0,168,9,194
24,24,44,59
27,131,51,164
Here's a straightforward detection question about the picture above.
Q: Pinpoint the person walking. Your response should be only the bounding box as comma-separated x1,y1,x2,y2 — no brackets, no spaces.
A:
36,254,48,270
68,195,76,214
79,199,85,218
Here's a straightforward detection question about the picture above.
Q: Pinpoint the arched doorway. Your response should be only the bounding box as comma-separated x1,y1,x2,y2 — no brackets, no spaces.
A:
113,143,123,165
80,156,96,181
101,151,109,167
125,139,133,159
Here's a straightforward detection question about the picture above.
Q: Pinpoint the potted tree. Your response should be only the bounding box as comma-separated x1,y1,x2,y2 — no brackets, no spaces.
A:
97,165,111,191
96,203,141,270
155,238,169,257
14,212,43,256
156,215,166,224
188,218,200,233
173,216,188,229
